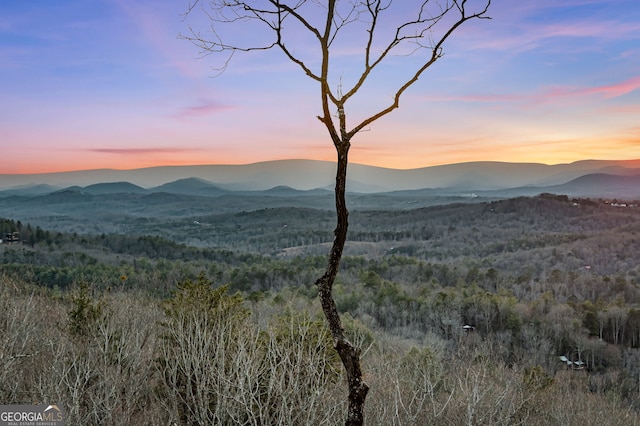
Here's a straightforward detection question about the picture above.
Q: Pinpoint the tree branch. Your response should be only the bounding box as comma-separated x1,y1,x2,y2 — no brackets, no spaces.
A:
348,0,491,138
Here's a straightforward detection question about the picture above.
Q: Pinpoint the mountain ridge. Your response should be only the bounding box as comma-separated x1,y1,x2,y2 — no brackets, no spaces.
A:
2,158,640,194
3,172,640,201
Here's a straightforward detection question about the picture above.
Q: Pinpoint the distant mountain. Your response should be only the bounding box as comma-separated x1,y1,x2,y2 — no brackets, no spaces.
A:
259,186,331,196
82,182,147,195
151,177,227,197
3,170,640,237
547,173,640,198
463,173,640,199
2,159,640,195
37,189,94,203
0,184,60,196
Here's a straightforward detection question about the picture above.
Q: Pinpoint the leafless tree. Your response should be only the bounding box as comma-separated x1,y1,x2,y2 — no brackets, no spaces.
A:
182,1,491,423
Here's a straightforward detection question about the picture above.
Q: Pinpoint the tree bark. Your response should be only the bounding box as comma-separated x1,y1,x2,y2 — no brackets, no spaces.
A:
316,141,369,426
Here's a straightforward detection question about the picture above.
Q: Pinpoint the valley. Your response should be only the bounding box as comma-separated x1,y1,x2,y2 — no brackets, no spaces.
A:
2,172,640,424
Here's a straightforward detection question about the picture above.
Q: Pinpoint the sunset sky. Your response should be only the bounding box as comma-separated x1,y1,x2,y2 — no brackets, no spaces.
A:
1,0,639,174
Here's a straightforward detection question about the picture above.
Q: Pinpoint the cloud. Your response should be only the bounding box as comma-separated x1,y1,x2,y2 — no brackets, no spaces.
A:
173,99,232,118
539,76,640,103
89,147,201,155
435,93,526,103
606,104,640,114
112,0,209,81
470,21,636,54
615,126,640,148
534,20,640,41
467,2,640,54
425,76,640,105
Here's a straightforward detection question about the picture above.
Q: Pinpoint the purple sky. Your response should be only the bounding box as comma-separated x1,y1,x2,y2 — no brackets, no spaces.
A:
1,0,639,174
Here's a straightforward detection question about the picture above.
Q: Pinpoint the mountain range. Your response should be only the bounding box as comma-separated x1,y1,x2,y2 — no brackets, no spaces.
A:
2,159,640,199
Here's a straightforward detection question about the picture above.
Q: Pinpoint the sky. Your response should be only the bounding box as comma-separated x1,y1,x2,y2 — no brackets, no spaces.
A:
1,0,639,174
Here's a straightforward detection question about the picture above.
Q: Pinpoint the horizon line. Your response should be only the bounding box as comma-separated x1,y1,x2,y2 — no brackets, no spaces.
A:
4,157,640,176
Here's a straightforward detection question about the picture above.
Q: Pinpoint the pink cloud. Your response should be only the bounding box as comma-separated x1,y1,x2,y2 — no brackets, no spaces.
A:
174,99,232,118
426,76,640,105
540,21,640,40
542,76,640,101
605,104,640,114
430,93,526,103
89,147,201,155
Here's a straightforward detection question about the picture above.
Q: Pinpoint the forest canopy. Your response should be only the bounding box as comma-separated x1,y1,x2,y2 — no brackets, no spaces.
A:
2,194,640,424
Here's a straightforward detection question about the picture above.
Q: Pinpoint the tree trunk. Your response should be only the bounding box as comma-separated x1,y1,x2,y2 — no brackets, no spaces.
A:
316,141,369,426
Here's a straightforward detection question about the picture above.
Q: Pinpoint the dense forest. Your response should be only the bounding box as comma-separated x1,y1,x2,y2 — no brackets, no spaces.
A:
2,193,640,424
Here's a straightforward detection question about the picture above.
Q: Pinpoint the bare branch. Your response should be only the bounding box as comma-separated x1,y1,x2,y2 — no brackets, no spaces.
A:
347,0,491,138
181,2,491,424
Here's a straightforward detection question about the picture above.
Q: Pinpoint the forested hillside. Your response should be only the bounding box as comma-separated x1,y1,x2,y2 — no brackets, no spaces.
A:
2,194,640,424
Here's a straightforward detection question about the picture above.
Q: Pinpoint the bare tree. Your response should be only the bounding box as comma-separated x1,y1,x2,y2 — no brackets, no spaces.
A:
182,1,491,423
